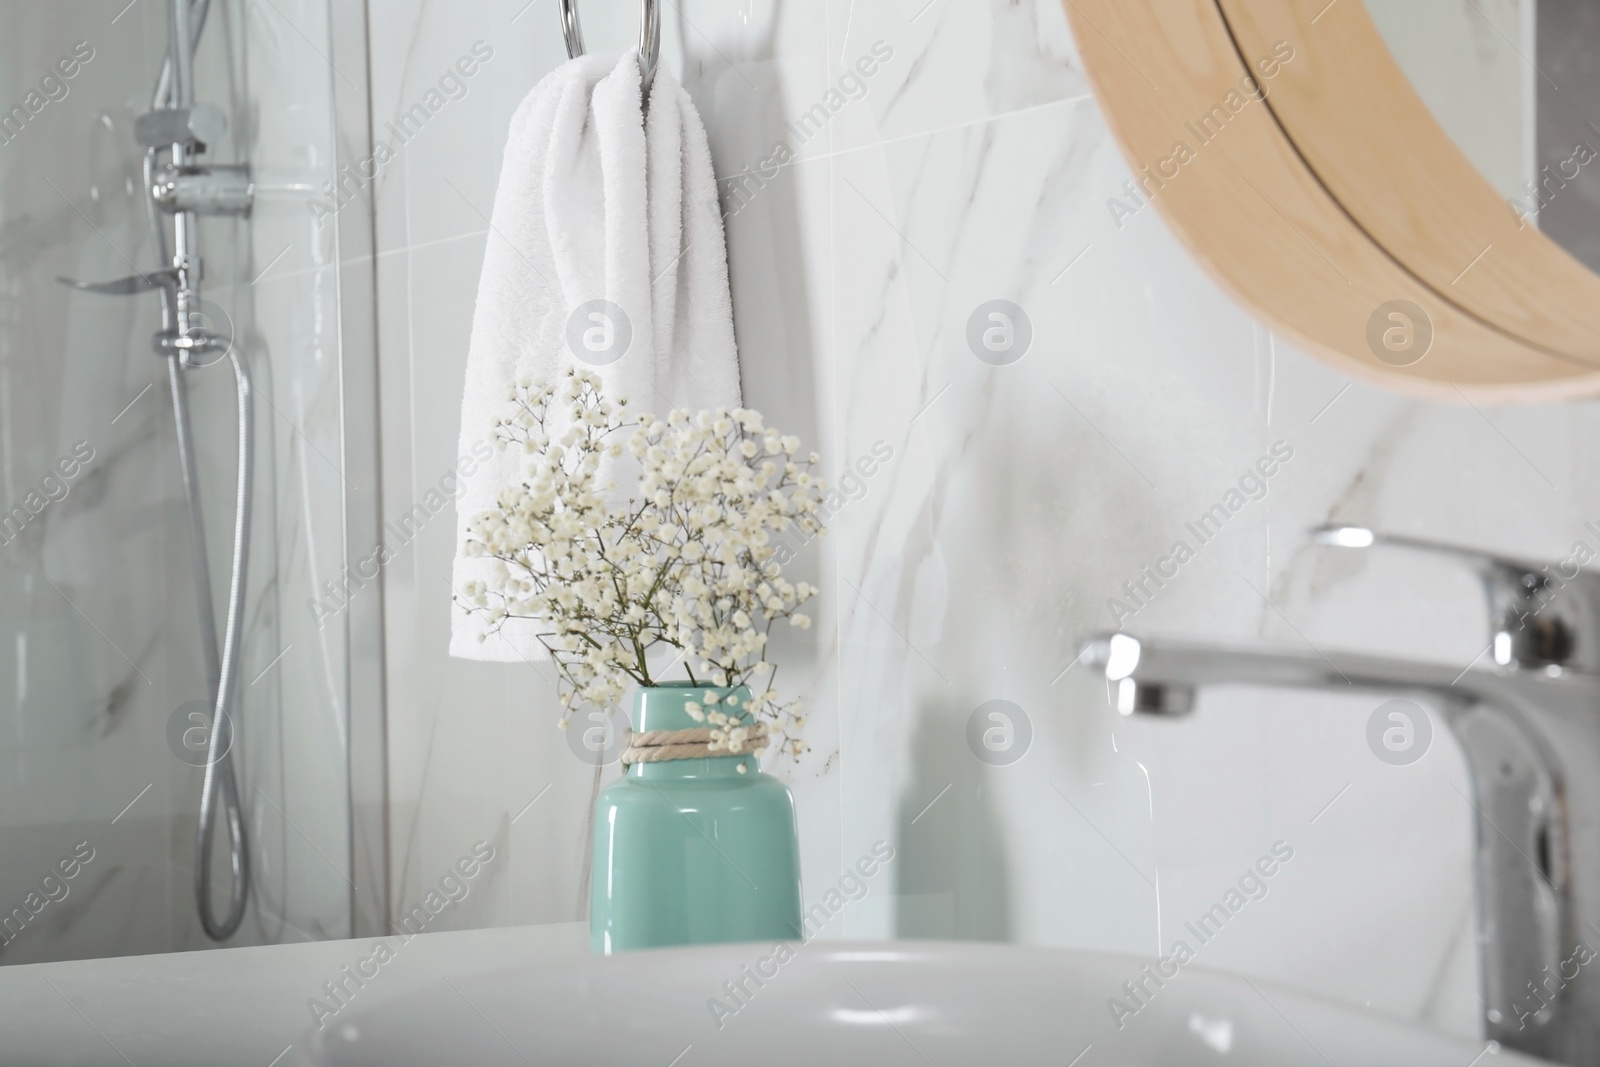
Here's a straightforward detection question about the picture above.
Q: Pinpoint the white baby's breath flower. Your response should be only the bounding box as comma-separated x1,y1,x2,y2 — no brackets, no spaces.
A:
463,376,821,756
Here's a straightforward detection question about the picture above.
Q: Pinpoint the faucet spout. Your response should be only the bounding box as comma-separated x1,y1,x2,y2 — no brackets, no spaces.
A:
1079,631,1477,707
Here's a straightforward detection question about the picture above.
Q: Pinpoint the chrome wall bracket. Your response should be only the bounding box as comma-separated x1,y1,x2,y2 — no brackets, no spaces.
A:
152,163,254,216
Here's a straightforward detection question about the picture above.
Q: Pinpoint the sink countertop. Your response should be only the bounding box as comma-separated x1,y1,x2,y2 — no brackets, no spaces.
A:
0,922,589,1066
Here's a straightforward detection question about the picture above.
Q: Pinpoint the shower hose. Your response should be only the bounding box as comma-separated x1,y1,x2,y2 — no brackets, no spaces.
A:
144,0,253,941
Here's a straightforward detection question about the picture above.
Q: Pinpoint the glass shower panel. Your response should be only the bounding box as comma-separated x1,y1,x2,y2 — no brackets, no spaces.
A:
0,0,374,962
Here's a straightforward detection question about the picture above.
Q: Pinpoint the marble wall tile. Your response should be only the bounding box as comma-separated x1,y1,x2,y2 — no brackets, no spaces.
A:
370,1,614,931
364,0,1600,1044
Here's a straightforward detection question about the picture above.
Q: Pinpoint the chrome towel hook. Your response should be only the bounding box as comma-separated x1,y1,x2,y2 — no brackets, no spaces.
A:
560,0,661,95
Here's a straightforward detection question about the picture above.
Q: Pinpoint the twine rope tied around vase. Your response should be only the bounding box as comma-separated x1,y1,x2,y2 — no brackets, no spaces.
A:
620,723,770,765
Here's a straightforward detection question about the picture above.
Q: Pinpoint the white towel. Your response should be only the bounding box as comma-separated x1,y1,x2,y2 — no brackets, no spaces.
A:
450,52,742,662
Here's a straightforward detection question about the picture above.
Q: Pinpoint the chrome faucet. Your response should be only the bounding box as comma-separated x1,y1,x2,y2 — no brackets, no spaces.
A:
1079,526,1600,1065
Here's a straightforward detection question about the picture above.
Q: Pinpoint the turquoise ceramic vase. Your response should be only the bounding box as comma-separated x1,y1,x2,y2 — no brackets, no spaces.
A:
589,683,802,954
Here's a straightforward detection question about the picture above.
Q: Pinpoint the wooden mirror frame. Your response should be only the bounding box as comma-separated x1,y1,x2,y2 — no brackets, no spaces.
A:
1063,0,1600,403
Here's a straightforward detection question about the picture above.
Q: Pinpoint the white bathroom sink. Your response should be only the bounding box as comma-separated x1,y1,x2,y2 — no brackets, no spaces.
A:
292,940,1529,1065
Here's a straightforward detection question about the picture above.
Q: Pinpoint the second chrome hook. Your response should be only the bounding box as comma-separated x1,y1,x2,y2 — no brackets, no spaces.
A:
560,0,661,94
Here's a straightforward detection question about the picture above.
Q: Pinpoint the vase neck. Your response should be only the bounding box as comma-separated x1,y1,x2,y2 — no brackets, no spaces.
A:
629,683,760,780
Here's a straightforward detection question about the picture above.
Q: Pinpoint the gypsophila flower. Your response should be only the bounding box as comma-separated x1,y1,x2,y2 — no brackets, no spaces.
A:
455,368,823,758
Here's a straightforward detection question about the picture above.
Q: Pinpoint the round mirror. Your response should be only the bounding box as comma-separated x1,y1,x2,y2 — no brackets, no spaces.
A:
1064,0,1600,400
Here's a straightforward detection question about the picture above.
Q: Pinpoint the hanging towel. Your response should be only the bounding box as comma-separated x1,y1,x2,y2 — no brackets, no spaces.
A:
450,52,742,662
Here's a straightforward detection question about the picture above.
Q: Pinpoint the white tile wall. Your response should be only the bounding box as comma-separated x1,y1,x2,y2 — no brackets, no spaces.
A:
366,0,1600,1042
